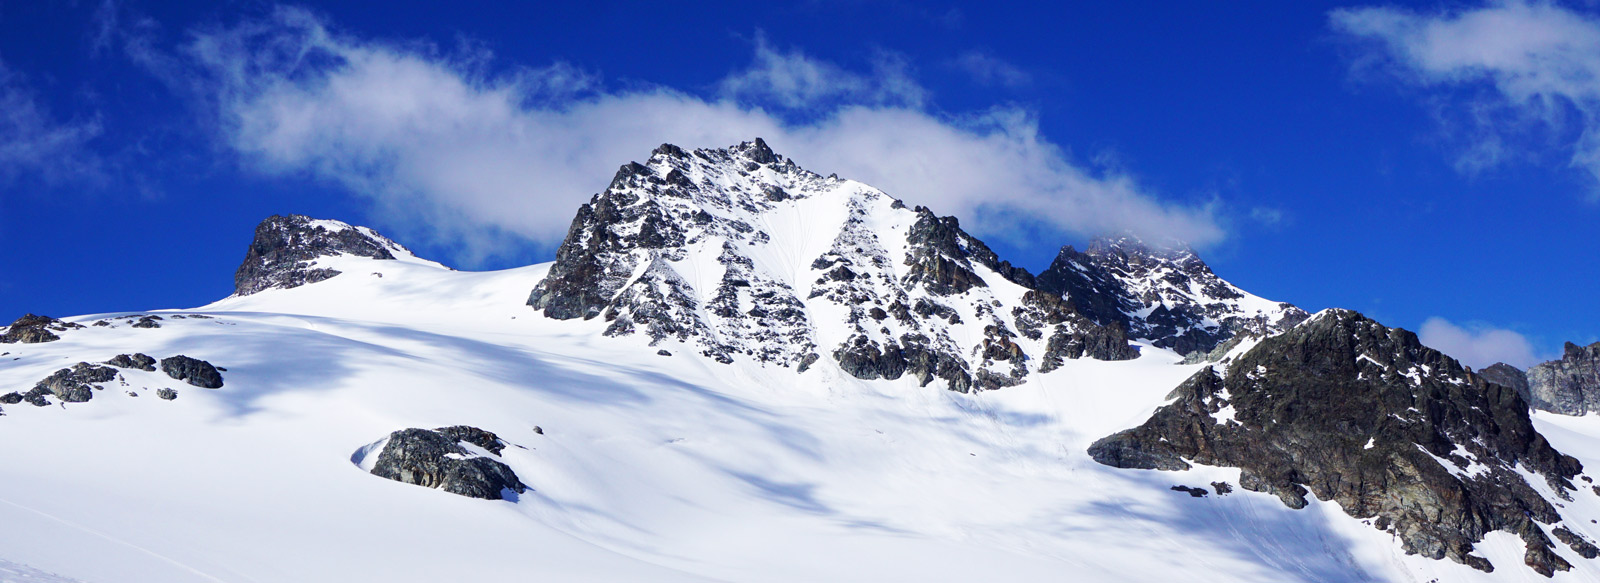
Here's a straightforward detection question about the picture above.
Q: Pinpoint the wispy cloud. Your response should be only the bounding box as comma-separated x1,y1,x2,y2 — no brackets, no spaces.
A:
1418,316,1546,369
719,33,926,110
952,51,1030,88
154,6,1224,264
0,61,103,188
1332,1,1600,194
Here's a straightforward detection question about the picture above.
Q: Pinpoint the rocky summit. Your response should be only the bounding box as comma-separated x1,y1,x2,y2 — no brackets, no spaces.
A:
1522,342,1600,416
233,214,418,296
527,139,1287,391
1035,237,1308,356
1090,309,1589,576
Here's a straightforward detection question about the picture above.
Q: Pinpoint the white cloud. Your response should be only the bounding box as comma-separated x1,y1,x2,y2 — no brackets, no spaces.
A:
0,62,102,187
175,7,1223,263
1418,317,1544,369
718,33,925,110
953,51,1031,88
1331,1,1600,190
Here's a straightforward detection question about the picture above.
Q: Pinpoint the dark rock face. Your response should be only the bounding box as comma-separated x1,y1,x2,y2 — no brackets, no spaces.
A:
156,388,178,400
34,363,118,403
1480,362,1531,406
159,356,223,388
1526,342,1600,415
131,315,163,329
1089,309,1586,576
0,314,82,344
1035,237,1307,355
234,214,407,296
107,353,157,371
368,427,526,500
901,207,1032,295
0,392,22,405
21,387,50,406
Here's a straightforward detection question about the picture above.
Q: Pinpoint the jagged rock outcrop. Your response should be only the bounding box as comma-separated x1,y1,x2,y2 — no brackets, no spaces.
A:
160,356,223,389
368,426,526,500
33,363,118,403
1526,342,1600,415
0,314,82,344
234,214,419,296
1480,362,1532,406
107,353,158,371
1090,309,1586,576
1036,237,1307,355
526,139,1149,392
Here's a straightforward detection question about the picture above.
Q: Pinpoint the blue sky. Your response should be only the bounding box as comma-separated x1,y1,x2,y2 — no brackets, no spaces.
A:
1,1,1596,368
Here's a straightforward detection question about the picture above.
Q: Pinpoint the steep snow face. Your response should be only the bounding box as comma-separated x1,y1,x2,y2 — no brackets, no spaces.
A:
233,214,443,296
9,205,1600,582
1037,235,1308,356
8,268,1600,583
527,140,1134,392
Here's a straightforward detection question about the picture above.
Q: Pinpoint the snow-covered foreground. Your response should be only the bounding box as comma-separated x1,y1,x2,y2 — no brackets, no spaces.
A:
2,258,1598,582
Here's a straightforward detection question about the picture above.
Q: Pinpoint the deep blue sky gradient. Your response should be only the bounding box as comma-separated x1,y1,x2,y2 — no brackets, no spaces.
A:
1,1,1595,357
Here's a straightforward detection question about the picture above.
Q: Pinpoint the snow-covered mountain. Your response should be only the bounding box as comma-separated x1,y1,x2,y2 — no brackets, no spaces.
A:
2,140,1599,582
528,139,1300,391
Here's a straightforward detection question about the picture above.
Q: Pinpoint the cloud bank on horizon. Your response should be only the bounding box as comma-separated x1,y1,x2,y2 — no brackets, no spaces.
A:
130,6,1224,262
1333,0,1600,195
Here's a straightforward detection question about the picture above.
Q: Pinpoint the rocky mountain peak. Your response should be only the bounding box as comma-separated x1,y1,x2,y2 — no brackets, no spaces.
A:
233,214,416,296
1567,341,1600,361
527,139,1141,391
1037,234,1306,356
1085,233,1197,265
1091,308,1591,576
1524,340,1600,415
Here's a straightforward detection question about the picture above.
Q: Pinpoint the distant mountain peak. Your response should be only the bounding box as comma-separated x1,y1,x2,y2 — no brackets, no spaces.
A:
233,214,423,296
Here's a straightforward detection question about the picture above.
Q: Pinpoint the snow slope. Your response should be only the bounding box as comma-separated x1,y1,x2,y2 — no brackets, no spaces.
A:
2,251,1598,582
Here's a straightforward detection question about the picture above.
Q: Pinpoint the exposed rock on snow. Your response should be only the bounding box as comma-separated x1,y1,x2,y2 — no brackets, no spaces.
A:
156,388,177,401
1526,342,1600,416
234,214,417,296
1036,237,1308,356
367,426,526,500
33,363,118,403
106,353,157,371
0,314,82,344
159,356,223,389
130,315,162,329
1090,309,1585,576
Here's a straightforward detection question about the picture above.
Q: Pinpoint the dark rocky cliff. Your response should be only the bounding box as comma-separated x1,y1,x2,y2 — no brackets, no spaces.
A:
1090,309,1589,576
1526,342,1600,416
